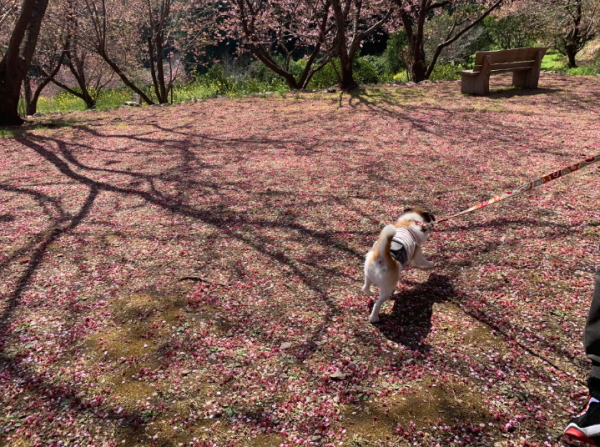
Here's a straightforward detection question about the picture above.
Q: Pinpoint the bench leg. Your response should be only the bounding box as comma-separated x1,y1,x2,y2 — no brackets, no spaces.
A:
513,69,540,89
513,50,543,89
461,74,489,95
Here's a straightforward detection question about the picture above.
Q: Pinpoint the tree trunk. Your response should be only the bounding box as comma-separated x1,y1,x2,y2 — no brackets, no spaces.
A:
399,8,427,83
24,74,36,115
330,0,358,92
0,0,50,126
0,85,23,125
30,76,50,114
566,45,578,68
66,53,97,108
565,4,581,69
155,31,168,103
338,58,359,91
81,92,96,109
410,45,428,83
28,50,68,116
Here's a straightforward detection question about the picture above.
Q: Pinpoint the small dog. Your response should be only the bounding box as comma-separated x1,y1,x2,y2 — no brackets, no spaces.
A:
362,206,436,323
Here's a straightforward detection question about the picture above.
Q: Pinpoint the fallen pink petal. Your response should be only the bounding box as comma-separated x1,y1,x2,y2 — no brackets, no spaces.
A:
1,74,599,446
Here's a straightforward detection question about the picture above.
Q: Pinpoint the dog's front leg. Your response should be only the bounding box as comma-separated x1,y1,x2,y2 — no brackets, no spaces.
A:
410,246,434,269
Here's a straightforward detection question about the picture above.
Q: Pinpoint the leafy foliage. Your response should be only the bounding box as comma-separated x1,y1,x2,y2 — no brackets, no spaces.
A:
382,30,409,75
483,13,544,50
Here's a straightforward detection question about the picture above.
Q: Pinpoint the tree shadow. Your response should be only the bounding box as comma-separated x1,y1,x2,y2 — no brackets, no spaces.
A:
486,87,558,99
376,273,455,352
0,213,15,222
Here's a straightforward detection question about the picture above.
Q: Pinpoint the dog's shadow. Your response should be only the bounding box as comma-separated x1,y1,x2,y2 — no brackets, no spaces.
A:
376,273,455,352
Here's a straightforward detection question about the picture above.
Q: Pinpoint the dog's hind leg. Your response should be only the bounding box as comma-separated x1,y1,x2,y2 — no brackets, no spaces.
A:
369,284,395,323
362,276,373,296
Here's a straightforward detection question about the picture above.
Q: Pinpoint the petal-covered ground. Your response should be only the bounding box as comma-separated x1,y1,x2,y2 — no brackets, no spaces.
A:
1,73,600,447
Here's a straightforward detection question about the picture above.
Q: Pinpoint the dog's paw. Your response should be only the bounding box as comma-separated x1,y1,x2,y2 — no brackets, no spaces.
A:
362,286,373,296
369,314,380,324
424,261,434,269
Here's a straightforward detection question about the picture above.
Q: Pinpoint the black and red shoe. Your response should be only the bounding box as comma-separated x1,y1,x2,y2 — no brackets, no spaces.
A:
565,397,600,446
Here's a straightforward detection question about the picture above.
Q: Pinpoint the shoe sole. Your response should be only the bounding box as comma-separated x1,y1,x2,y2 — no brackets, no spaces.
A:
565,427,600,446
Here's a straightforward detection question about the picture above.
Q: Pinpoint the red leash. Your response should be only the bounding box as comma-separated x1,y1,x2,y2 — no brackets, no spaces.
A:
438,153,600,223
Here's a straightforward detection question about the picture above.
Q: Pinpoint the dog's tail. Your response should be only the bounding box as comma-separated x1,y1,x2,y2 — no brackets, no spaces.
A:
374,224,397,264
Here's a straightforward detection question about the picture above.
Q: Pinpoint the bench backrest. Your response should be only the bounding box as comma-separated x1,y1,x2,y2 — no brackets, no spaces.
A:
473,47,547,72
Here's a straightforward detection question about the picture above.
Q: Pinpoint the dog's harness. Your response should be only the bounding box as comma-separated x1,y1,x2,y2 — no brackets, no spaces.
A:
390,228,418,266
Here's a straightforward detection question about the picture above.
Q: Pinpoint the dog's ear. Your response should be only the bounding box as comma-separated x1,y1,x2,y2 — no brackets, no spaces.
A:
424,211,436,223
403,207,413,214
415,207,435,223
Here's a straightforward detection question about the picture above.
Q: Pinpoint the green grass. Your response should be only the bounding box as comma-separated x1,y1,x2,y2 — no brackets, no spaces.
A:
34,89,132,114
541,52,565,71
0,118,74,138
28,79,288,116
541,50,599,76
0,128,25,138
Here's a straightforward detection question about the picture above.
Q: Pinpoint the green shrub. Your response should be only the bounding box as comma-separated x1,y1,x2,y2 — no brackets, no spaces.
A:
382,31,408,75
289,58,309,80
247,59,283,85
307,56,391,89
201,64,234,94
96,89,134,110
191,62,289,97
356,55,392,83
307,59,339,88
246,56,313,89
29,88,133,114
353,56,381,84
172,81,220,102
392,71,409,83
483,14,541,51
429,62,464,81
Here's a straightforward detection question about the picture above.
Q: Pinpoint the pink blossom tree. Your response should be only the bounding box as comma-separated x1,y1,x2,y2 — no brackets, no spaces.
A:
220,0,337,90
484,0,549,50
48,0,117,108
392,0,504,82
327,0,394,91
223,0,394,92
76,0,213,105
23,2,68,115
141,0,214,103
549,0,600,67
77,0,155,104
23,0,117,113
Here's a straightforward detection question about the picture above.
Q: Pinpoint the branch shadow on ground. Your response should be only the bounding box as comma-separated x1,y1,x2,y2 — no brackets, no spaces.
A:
0,132,366,426
376,273,455,352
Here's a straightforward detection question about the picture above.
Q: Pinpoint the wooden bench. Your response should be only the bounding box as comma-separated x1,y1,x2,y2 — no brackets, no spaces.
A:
459,47,547,95
124,93,141,107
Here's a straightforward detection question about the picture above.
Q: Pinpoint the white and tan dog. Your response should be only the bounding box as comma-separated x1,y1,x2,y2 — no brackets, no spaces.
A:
362,206,436,323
